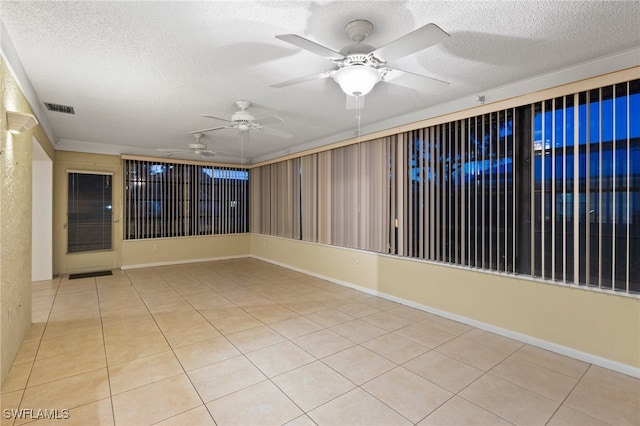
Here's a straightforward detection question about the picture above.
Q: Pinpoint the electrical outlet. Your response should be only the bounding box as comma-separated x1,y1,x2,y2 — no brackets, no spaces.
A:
355,260,360,269
153,243,158,251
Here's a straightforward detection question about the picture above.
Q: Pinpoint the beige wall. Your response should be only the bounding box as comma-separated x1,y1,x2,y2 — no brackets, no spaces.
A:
1,56,54,384
250,233,640,374
121,234,250,269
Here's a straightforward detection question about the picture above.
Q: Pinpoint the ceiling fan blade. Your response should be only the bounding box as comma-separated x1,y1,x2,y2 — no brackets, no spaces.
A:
276,34,344,60
253,116,283,126
270,70,334,88
346,94,365,110
189,126,228,134
200,151,216,157
156,148,190,152
372,23,450,62
382,68,450,93
201,114,233,123
259,126,293,139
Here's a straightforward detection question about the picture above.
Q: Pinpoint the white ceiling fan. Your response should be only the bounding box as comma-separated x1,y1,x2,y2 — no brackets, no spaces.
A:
156,132,216,157
190,100,293,139
271,19,450,103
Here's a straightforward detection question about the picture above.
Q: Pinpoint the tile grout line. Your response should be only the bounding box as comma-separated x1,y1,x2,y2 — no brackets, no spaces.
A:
7,276,63,426
544,364,615,426
95,275,117,426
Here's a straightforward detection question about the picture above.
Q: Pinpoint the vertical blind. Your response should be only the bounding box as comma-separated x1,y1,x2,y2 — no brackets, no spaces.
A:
252,112,516,265
391,110,516,272
531,80,640,293
300,154,319,242
251,138,391,253
323,141,391,251
124,159,248,239
250,159,301,239
250,78,639,295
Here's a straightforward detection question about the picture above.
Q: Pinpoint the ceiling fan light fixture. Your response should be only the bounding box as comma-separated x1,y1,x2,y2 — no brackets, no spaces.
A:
333,65,380,97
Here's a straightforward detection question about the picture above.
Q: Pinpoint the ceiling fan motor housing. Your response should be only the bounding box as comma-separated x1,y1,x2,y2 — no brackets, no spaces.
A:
189,142,207,150
231,110,255,122
231,102,258,130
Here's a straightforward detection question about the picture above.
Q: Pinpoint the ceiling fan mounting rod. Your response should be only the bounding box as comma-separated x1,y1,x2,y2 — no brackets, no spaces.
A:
235,100,252,110
345,19,373,43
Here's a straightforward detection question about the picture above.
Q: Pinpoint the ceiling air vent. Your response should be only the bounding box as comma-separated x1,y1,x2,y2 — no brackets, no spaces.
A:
44,102,75,114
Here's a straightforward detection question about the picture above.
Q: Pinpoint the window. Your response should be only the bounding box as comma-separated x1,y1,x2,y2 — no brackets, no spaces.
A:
67,172,112,253
124,159,248,240
211,168,250,235
251,77,639,295
391,109,517,273
532,80,640,293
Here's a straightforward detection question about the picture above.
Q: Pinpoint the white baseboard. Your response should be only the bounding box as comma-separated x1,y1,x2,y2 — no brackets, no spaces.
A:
251,255,640,379
121,255,249,270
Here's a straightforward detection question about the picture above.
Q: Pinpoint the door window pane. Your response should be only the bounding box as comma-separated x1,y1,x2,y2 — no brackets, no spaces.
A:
67,172,112,253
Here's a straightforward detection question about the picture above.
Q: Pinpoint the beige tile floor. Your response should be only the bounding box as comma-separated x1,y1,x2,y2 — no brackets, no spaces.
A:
2,258,639,425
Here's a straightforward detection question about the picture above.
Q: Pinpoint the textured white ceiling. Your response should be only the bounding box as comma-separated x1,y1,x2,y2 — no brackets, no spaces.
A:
1,1,639,164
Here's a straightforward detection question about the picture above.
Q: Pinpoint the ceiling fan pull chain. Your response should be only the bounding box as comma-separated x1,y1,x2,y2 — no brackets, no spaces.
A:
355,95,362,143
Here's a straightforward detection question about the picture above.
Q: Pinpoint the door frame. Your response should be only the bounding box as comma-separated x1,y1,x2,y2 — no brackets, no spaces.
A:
32,137,53,281
53,152,121,275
